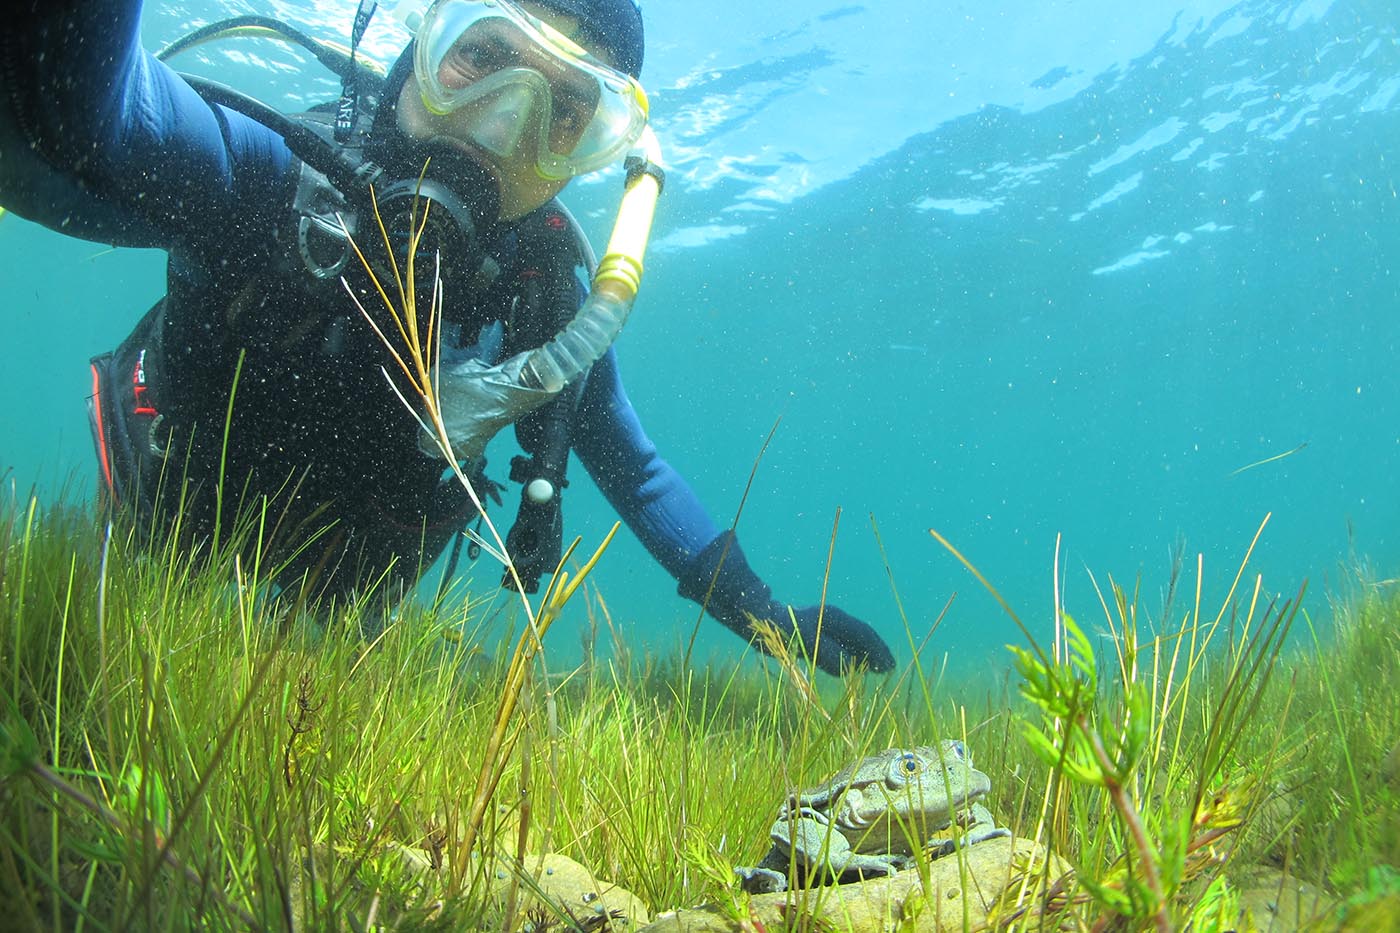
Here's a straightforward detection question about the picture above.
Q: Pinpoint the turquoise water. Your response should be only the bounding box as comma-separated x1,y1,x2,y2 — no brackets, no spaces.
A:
2,0,1397,672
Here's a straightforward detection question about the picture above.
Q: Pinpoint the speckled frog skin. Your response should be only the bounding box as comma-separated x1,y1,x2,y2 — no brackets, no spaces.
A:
737,741,1010,894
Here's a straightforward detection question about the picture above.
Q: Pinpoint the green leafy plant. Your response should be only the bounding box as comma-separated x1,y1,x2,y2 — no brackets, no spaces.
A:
1011,610,1170,928
935,518,1307,931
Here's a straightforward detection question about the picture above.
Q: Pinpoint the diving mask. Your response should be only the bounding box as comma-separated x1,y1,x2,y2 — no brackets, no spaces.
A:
413,0,649,180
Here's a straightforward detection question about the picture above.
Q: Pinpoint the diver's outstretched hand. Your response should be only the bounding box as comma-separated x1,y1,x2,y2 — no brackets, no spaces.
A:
789,604,896,675
677,530,897,677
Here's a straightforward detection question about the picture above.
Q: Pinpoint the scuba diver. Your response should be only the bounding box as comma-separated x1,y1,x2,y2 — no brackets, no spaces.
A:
0,0,896,675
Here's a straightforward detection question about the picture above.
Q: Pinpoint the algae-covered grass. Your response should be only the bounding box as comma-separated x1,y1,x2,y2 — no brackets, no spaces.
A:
1,491,1397,930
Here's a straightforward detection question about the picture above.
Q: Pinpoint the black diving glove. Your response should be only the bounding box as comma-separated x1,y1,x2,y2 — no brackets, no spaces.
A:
677,531,896,676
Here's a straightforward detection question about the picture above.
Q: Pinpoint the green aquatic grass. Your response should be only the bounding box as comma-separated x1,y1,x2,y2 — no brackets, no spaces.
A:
1,491,1397,930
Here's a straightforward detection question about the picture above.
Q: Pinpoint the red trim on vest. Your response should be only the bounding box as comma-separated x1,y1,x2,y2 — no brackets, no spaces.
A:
132,349,158,416
91,363,115,496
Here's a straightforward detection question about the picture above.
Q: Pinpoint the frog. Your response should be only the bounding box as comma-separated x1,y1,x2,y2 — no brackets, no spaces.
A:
736,740,1010,894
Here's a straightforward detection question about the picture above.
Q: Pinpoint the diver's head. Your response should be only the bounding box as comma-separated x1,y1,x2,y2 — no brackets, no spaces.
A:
372,0,647,222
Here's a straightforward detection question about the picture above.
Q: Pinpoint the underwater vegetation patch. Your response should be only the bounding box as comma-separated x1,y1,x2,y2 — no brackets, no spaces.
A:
0,492,1396,930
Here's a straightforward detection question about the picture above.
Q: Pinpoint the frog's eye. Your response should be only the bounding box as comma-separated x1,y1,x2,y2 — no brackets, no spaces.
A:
888,750,924,784
947,740,968,761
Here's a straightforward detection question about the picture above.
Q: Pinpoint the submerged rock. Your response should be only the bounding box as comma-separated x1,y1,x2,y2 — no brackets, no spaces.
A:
494,852,651,932
387,846,651,932
1231,864,1336,931
642,836,1065,933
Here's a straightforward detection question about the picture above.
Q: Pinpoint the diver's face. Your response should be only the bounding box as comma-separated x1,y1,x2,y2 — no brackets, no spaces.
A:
397,4,595,221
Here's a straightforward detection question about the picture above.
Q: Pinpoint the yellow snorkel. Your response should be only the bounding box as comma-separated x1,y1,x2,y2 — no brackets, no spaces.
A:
427,126,666,457
520,124,664,392
592,129,662,302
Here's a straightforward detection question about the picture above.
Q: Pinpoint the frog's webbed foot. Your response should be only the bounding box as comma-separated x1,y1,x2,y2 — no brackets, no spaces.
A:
960,802,1012,846
736,865,788,894
962,823,1012,846
737,846,795,893
924,837,958,860
836,852,912,882
925,803,1011,859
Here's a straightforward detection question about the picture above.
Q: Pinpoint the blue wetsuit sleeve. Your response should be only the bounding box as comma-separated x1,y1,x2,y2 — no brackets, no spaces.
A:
573,349,723,579
0,0,293,248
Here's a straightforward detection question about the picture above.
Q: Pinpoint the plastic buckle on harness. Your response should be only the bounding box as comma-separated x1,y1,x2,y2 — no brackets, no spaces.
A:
293,161,355,279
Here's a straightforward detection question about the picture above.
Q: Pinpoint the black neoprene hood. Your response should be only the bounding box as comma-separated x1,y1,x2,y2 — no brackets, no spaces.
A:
531,0,644,78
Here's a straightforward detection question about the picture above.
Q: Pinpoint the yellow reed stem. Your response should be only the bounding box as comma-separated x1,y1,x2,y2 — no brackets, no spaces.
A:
340,170,622,887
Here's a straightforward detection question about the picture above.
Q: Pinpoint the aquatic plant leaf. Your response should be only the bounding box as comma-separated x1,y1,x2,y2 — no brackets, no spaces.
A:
1061,611,1098,694
1019,721,1105,786
71,837,126,866
113,762,173,843
1075,869,1138,916
1186,875,1240,933
0,706,39,778
1109,679,1151,779
1008,644,1061,714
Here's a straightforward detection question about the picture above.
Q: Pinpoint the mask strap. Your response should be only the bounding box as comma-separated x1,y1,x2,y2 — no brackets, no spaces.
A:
335,0,379,142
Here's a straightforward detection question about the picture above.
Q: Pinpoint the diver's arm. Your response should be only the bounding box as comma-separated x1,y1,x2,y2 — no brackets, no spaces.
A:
0,0,293,247
573,348,723,576
573,351,896,674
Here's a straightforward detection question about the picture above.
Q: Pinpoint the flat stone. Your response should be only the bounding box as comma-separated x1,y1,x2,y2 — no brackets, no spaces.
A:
489,852,652,931
641,836,1065,933
384,846,650,931
1231,864,1336,931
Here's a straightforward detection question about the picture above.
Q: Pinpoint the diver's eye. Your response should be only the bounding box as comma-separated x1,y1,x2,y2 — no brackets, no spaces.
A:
446,34,518,82
550,98,587,138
